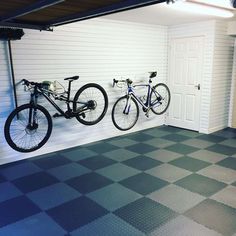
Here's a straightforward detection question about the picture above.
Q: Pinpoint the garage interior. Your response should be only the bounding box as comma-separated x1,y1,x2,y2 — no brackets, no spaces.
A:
1,0,236,235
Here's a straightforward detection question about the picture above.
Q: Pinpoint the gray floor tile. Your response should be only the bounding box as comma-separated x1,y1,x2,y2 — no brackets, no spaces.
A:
144,138,176,148
146,150,182,163
148,184,205,213
96,163,140,182
197,165,236,184
103,149,139,162
189,150,227,164
185,199,236,236
219,139,236,148
146,163,191,183
149,215,222,236
211,186,236,209
143,129,170,138
87,183,142,211
178,130,202,138
182,139,214,149
108,138,138,148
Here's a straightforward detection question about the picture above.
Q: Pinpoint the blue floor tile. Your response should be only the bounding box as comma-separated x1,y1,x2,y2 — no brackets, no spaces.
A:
0,162,41,181
0,212,66,236
0,182,22,203
0,196,40,227
66,172,113,194
27,183,81,210
47,196,108,232
12,172,58,193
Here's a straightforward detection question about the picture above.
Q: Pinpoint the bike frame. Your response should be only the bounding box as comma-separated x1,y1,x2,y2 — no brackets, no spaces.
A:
124,81,161,114
29,81,87,119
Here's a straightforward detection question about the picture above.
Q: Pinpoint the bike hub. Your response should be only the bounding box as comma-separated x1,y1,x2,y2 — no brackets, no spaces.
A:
87,100,97,110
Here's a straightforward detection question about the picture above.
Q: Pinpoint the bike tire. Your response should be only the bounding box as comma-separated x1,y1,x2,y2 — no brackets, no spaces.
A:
4,104,52,153
73,83,108,125
112,96,139,131
150,83,171,115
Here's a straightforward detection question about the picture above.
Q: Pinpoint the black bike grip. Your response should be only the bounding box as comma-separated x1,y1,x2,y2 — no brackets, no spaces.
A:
113,79,118,87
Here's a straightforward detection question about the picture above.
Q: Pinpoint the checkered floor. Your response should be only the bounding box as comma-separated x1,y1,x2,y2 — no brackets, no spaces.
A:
1,126,236,236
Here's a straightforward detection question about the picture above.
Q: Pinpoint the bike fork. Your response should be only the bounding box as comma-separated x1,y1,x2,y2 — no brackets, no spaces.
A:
124,96,131,115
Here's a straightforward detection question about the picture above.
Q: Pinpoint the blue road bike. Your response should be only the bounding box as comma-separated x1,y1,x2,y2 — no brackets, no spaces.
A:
112,72,171,131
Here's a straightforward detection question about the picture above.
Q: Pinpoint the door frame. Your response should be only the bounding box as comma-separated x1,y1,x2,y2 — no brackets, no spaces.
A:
166,35,205,132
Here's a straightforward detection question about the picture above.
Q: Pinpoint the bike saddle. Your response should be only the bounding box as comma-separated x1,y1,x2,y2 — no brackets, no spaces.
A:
64,76,79,81
149,72,157,78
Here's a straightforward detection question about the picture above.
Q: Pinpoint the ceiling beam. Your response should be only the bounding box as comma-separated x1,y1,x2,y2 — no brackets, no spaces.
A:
0,0,64,22
49,0,167,27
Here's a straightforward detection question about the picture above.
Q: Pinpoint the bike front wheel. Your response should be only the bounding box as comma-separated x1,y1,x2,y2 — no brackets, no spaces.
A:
150,83,171,115
73,83,108,125
112,96,139,131
4,104,52,153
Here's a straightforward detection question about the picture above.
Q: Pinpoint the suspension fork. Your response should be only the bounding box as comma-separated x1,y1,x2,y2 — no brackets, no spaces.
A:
28,87,38,126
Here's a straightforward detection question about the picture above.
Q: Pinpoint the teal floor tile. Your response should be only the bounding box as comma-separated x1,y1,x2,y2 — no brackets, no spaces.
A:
166,144,199,155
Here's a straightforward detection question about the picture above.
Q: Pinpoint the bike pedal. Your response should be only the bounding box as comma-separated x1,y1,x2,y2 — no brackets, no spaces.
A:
53,113,62,118
145,112,149,118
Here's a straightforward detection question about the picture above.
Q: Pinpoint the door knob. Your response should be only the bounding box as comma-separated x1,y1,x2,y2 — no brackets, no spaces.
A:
195,84,200,90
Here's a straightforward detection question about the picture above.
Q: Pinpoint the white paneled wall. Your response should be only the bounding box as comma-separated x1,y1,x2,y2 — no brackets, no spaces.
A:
0,19,168,164
209,21,235,132
168,21,215,133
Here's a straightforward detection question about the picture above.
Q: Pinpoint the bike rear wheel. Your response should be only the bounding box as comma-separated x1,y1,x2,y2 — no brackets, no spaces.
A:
151,83,171,115
73,83,108,125
112,96,139,131
4,104,52,152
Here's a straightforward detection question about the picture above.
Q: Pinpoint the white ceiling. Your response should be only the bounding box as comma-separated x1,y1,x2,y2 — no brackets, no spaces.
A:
103,2,236,26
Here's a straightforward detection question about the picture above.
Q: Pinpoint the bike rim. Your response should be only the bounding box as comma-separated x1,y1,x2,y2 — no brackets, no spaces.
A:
152,85,170,113
113,97,138,130
9,107,49,150
76,87,106,122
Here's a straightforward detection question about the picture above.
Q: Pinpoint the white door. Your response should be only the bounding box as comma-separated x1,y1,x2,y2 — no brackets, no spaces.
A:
167,36,204,131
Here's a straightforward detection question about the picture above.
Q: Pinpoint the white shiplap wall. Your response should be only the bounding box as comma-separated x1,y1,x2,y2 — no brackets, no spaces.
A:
209,21,235,132
168,21,216,133
0,19,168,164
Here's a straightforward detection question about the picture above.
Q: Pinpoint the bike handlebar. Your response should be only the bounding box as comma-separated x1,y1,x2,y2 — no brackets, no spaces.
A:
113,78,133,87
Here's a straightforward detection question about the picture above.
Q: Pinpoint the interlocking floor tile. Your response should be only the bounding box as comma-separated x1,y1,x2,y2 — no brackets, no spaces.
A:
47,163,90,181
66,172,113,194
175,174,226,197
70,213,145,236
0,212,66,236
27,183,80,210
220,139,236,148
0,162,41,180
87,143,117,154
87,183,142,211
108,138,138,148
177,129,201,138
103,149,139,162
120,173,168,195
163,134,189,142
0,196,40,227
0,175,5,183
12,172,58,193
114,197,177,234
61,148,97,162
125,133,154,142
211,186,236,209
185,199,236,236
207,145,236,156
0,182,22,203
148,184,205,213
146,163,191,183
196,134,226,143
143,129,170,138
217,157,236,170
157,126,182,133
144,138,176,148
149,215,222,236
189,150,227,163
198,165,236,184
47,196,108,232
146,149,181,162
126,143,157,154
123,156,162,171
32,154,71,170
166,144,199,155
213,129,236,139
182,138,214,149
96,163,140,182
169,156,210,172
79,155,116,170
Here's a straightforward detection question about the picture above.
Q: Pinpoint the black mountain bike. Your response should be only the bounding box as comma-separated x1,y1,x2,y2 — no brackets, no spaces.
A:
4,76,108,152
112,72,170,131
